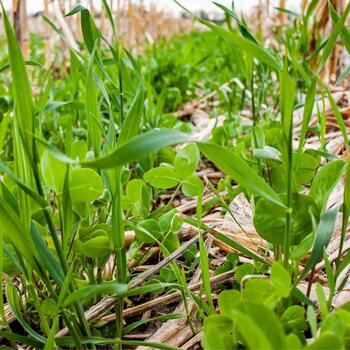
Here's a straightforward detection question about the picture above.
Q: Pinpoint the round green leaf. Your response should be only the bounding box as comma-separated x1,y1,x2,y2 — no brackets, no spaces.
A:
70,168,104,204
253,193,319,246
135,219,162,244
144,167,180,189
181,174,204,197
175,143,200,179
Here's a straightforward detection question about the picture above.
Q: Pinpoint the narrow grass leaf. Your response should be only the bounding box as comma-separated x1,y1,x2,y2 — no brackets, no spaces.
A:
81,129,189,169
63,282,128,307
199,18,282,71
199,143,285,207
1,3,33,151
309,159,345,212
0,161,49,208
299,207,339,282
317,1,350,73
6,282,46,344
297,76,317,157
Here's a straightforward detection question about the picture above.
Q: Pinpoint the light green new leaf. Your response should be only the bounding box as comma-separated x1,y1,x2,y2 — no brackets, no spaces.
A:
271,262,290,298
199,143,285,207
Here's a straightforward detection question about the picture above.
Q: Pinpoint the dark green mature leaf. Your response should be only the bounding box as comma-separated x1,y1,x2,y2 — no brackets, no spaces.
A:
299,208,339,281
82,129,190,169
199,143,285,207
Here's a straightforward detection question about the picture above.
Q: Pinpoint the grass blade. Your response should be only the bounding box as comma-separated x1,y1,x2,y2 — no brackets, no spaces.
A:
199,143,285,208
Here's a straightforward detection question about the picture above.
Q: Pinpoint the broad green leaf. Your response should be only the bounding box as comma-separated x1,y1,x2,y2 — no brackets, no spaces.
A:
175,143,200,179
310,160,345,212
181,174,203,197
41,150,66,193
70,168,104,204
253,146,282,162
199,143,285,208
254,194,319,246
307,334,343,350
242,279,277,309
202,315,235,350
124,179,150,218
294,151,320,186
76,235,111,258
71,140,88,161
281,305,307,333
230,302,285,350
144,167,180,189
135,219,162,244
82,129,190,169
271,262,290,298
